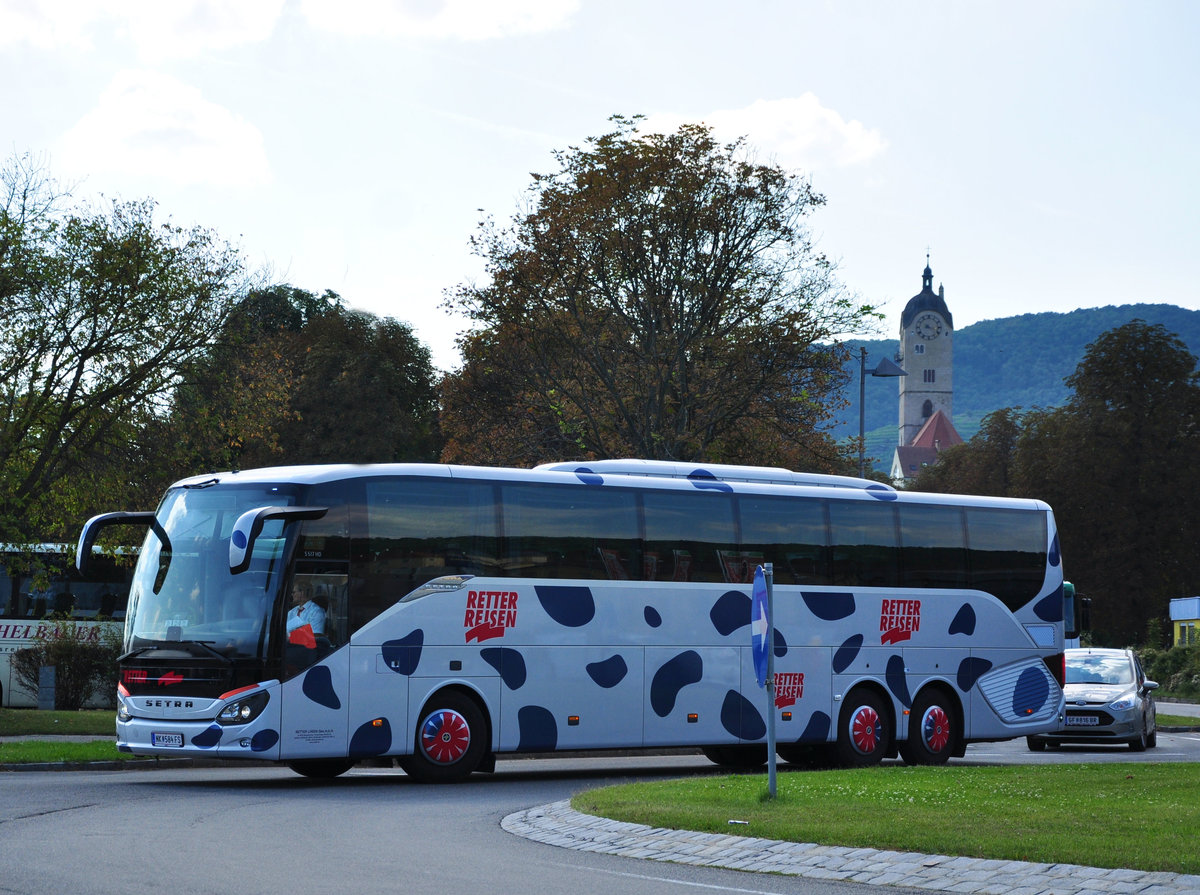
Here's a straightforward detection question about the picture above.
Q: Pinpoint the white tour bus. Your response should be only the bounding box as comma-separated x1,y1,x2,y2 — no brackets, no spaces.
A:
77,460,1072,781
0,545,132,707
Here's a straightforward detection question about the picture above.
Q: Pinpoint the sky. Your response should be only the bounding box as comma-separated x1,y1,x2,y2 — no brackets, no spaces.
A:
2,0,1197,371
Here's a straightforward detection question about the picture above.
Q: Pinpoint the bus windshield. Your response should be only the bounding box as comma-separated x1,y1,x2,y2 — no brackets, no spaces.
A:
125,484,298,660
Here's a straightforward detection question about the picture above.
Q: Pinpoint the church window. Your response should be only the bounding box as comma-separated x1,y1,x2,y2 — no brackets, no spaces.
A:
922,400,933,418
913,343,925,355
923,369,936,383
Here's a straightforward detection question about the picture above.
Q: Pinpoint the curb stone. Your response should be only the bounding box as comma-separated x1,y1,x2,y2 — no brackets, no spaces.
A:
502,800,1200,895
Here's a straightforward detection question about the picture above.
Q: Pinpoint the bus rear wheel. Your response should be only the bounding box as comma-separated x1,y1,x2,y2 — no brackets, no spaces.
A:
899,690,958,766
400,690,487,783
287,758,356,779
834,690,891,767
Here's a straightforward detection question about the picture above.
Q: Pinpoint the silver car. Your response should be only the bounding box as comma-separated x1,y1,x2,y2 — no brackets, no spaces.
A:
1028,647,1158,752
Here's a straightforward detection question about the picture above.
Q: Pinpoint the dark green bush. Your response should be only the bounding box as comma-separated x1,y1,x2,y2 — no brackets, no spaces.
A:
10,619,122,710
1140,642,1200,700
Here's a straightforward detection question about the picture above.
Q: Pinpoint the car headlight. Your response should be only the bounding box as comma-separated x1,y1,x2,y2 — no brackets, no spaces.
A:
216,690,270,726
1109,693,1138,712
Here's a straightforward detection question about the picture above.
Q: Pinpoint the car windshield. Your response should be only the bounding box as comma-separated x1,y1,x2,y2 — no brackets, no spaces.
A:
124,483,299,659
1066,654,1134,686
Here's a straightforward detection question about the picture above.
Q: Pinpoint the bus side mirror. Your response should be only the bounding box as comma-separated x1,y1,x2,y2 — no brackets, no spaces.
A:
77,511,158,576
1062,581,1078,640
229,505,328,574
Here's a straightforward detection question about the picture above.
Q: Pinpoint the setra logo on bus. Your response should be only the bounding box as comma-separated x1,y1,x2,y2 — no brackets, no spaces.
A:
880,599,921,645
463,590,519,643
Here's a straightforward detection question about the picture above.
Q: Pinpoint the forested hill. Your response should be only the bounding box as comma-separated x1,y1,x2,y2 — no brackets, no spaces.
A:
834,303,1200,447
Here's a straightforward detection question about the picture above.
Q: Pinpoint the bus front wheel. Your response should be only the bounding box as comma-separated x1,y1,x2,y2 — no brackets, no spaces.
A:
400,690,487,783
834,690,891,767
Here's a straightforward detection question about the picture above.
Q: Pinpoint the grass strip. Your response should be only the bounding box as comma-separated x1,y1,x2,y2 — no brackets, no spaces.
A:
0,739,136,765
575,763,1200,875
0,708,115,736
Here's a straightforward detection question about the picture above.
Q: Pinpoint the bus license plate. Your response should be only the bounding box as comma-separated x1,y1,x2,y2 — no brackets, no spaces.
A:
1065,715,1099,726
152,732,184,747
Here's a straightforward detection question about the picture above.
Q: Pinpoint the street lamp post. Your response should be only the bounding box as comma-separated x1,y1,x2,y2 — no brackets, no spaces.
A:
858,347,907,478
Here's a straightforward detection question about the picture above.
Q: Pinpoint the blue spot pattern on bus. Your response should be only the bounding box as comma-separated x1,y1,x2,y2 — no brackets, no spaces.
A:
686,470,734,492
191,725,222,748
949,603,976,636
535,585,596,627
517,705,557,750
251,729,279,751
866,484,899,501
885,655,912,707
231,530,247,549
956,656,993,692
802,591,855,621
381,629,424,675
481,647,527,690
1049,533,1060,567
350,717,391,756
644,605,662,627
586,654,628,688
709,590,750,636
650,650,703,717
799,711,831,743
1032,587,1063,622
832,634,863,673
570,468,604,485
302,664,341,709
1011,666,1049,716
772,627,788,658
720,690,766,740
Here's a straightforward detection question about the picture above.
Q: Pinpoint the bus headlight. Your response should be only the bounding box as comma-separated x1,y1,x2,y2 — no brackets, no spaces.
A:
117,702,132,723
216,690,269,726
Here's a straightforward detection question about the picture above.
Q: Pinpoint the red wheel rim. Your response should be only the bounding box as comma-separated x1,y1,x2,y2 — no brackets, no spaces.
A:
850,705,880,755
420,709,471,764
921,706,950,753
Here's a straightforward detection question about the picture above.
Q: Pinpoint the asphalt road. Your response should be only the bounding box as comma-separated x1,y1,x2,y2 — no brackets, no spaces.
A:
4,729,1200,895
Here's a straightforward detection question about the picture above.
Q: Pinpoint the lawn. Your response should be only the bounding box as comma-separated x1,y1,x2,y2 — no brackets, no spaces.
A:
576,762,1200,875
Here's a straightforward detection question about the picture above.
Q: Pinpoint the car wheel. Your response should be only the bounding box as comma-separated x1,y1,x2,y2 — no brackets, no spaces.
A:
1026,736,1047,752
834,689,891,768
400,690,488,783
900,689,958,765
1128,728,1147,752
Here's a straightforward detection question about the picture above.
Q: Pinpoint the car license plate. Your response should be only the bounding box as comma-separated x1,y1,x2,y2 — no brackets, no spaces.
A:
1065,715,1099,727
152,732,184,747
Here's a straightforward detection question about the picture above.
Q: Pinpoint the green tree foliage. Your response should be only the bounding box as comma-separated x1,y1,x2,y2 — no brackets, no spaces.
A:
0,154,247,541
443,116,878,469
169,286,440,471
913,320,1200,645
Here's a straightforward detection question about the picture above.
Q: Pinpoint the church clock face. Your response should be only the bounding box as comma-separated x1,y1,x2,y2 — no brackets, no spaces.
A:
914,313,943,341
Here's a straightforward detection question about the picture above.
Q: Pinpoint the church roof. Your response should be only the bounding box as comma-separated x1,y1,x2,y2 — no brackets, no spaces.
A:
900,261,954,330
910,409,964,450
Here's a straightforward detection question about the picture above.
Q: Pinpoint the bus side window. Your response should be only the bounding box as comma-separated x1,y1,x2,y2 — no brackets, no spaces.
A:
829,500,900,588
501,483,639,580
737,495,830,585
643,491,737,583
898,503,967,589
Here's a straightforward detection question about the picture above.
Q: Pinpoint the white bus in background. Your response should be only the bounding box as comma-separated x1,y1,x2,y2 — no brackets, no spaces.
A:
0,545,132,707
78,460,1073,781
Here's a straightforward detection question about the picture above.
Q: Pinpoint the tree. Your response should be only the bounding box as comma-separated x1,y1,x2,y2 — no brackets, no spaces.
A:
168,289,441,470
911,320,1200,646
443,116,877,469
1014,321,1200,644
0,154,248,541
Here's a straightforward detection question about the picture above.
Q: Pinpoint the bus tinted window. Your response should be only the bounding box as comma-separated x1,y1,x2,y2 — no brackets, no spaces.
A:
899,503,968,589
643,491,738,582
737,495,830,585
829,500,900,587
965,506,1048,610
501,483,639,579
365,478,500,593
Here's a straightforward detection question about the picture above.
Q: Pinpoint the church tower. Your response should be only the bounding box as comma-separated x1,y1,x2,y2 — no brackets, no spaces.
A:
898,258,954,445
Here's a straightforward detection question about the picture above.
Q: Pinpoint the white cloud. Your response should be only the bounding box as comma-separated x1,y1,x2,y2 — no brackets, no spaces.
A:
58,70,271,189
647,95,888,174
0,0,284,60
299,0,580,41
